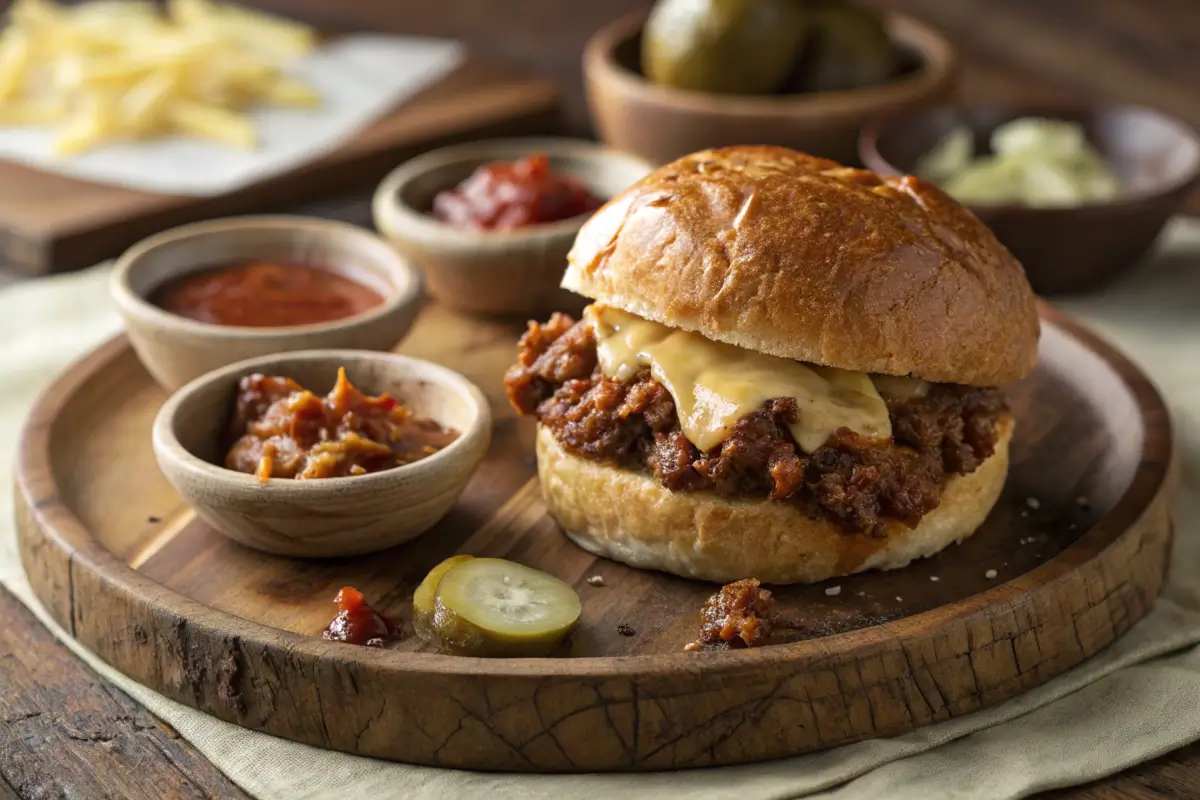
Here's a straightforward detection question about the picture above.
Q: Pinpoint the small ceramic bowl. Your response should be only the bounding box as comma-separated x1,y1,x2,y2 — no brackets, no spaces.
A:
152,349,491,558
111,216,425,391
583,10,957,168
371,137,654,316
859,105,1200,294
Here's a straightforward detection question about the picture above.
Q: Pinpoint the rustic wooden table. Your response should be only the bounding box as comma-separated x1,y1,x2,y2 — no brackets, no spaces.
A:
4,0,1200,797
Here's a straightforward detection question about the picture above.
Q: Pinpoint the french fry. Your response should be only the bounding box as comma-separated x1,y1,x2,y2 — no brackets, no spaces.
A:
53,91,119,154
170,0,315,58
9,0,66,32
0,0,320,155
261,77,320,108
0,30,32,102
168,99,255,149
0,99,68,125
119,69,179,134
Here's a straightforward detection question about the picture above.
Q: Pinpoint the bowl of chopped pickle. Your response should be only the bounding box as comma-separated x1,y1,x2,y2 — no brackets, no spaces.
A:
860,105,1200,294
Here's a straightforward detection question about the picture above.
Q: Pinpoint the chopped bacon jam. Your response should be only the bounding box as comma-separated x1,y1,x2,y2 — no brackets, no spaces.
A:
686,579,775,651
225,368,458,481
503,313,1007,534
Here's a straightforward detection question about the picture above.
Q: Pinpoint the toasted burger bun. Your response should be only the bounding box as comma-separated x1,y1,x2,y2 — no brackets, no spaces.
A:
537,417,1013,585
563,146,1039,387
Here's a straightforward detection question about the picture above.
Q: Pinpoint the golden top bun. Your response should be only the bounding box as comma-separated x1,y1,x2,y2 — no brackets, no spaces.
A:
563,146,1040,387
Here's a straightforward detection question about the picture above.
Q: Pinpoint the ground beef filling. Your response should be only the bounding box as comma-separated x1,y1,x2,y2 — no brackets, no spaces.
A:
504,313,1007,534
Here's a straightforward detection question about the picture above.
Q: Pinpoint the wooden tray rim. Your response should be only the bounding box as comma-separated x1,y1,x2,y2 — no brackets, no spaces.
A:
15,301,1173,680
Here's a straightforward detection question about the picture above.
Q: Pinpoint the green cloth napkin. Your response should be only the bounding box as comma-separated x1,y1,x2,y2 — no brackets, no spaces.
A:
4,219,1200,800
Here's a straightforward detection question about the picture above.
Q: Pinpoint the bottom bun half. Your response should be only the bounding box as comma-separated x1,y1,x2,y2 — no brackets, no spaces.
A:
536,417,1013,584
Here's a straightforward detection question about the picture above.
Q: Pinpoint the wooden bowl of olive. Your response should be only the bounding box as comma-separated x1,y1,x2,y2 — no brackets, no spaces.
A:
583,0,958,167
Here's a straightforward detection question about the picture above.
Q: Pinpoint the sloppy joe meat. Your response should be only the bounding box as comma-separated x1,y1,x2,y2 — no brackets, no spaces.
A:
226,368,458,480
504,313,1007,534
686,579,775,651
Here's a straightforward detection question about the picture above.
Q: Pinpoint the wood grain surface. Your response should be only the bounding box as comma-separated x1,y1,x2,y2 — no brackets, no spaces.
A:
0,583,248,799
3,0,1200,794
0,59,559,276
13,299,1175,771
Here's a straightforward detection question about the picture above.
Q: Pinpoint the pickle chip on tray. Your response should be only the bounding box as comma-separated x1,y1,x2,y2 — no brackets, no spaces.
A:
414,557,582,658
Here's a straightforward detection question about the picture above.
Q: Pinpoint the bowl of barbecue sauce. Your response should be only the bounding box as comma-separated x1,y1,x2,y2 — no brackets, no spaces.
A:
372,138,653,316
111,216,424,391
151,261,386,329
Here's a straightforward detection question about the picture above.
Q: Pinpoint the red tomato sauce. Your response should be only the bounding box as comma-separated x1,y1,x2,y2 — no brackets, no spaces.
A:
431,153,604,231
151,261,384,328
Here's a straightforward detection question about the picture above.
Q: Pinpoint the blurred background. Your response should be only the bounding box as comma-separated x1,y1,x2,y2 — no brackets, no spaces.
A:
223,0,1200,144
1,0,1192,144
0,0,1197,293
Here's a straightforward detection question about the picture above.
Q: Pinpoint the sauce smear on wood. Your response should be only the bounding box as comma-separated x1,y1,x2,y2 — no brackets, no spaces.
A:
322,587,398,647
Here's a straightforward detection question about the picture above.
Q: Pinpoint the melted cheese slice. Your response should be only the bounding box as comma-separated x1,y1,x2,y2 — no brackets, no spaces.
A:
871,374,931,402
586,306,892,453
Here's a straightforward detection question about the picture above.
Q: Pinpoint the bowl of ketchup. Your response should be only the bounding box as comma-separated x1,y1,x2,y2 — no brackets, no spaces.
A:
372,137,653,316
110,216,424,391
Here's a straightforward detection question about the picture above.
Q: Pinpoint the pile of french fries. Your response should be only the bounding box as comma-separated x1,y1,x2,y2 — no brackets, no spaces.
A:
0,0,321,155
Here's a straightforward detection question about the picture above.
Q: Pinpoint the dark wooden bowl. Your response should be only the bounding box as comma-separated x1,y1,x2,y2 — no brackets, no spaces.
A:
860,105,1200,295
584,10,957,167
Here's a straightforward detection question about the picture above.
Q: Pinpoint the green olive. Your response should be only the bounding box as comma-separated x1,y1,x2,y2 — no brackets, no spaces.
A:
428,558,581,658
790,3,898,93
642,0,808,95
412,554,475,645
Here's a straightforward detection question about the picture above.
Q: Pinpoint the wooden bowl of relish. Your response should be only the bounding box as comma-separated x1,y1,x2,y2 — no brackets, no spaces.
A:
110,216,424,391
372,137,654,316
153,349,490,557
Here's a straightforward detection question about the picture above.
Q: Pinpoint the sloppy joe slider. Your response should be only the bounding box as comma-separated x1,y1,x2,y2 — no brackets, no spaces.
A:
505,145,1039,584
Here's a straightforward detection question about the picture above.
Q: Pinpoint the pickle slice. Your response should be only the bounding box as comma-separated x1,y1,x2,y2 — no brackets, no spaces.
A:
412,554,475,645
431,558,582,658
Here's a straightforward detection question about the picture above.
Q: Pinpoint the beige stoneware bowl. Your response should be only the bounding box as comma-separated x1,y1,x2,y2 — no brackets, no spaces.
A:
152,349,491,558
371,137,654,316
111,216,425,391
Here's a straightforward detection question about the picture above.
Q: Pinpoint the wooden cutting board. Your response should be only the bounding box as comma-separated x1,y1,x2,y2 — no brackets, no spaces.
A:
0,60,558,276
13,301,1175,772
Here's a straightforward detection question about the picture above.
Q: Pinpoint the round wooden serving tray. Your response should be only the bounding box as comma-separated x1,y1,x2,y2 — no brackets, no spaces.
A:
15,302,1175,773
